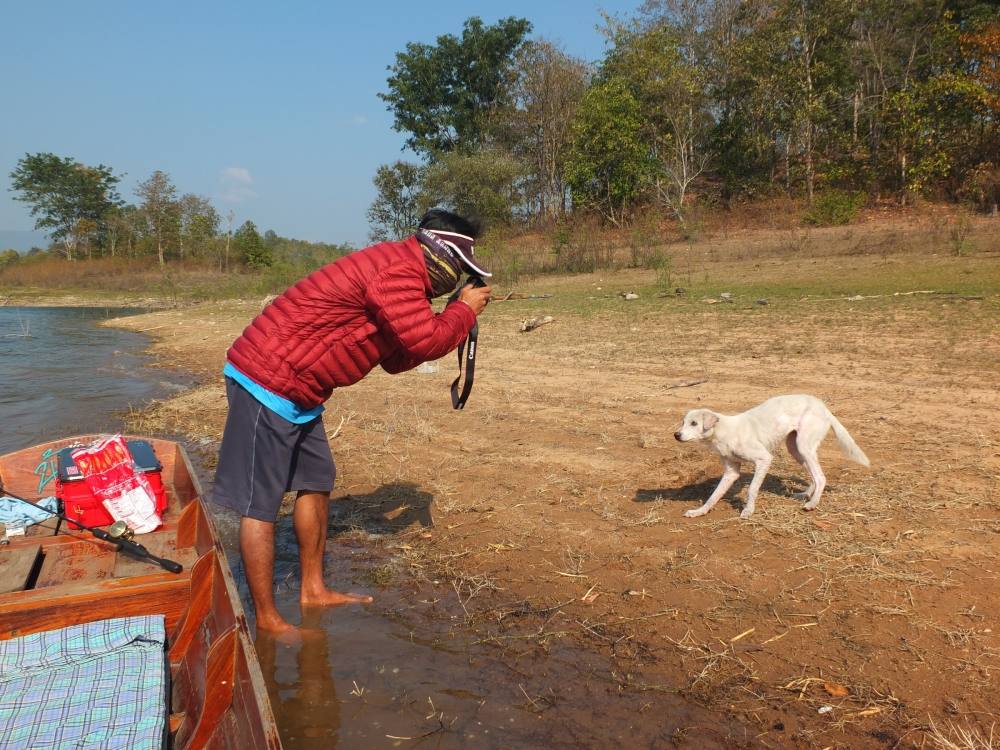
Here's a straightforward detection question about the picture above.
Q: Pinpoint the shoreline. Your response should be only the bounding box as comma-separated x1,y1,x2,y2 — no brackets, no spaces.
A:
2,293,179,309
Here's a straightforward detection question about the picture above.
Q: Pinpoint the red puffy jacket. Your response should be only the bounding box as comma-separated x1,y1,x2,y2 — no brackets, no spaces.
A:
227,237,476,408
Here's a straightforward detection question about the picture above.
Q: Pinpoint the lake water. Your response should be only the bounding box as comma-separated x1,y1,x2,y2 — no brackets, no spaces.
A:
0,306,189,454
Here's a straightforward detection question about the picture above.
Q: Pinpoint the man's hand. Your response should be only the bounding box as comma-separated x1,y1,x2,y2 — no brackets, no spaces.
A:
457,282,492,315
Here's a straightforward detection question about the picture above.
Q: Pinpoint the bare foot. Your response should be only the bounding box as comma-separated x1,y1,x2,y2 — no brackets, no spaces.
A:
300,588,373,607
255,613,299,640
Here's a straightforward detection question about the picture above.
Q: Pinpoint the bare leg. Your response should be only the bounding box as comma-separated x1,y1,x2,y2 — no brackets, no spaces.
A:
684,460,740,518
786,433,813,500
241,517,295,634
294,491,373,607
741,456,773,519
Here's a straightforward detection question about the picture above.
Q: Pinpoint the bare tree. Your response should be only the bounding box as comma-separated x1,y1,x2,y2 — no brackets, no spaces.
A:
223,210,235,272
510,40,590,221
655,106,711,225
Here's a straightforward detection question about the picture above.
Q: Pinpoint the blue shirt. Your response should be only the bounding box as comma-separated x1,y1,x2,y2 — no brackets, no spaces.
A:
223,362,324,424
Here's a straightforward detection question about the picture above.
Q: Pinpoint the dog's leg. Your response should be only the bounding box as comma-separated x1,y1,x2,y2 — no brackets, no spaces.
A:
786,432,814,500
684,460,740,518
795,416,829,510
741,456,773,519
801,451,827,510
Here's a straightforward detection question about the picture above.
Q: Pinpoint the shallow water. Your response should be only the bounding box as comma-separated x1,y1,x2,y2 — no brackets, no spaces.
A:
0,306,189,454
202,497,755,750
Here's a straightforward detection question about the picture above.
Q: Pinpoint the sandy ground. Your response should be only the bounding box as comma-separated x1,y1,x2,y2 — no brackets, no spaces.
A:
110,222,1000,749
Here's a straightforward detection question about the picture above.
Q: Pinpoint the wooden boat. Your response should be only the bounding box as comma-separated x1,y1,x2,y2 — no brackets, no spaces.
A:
0,436,282,750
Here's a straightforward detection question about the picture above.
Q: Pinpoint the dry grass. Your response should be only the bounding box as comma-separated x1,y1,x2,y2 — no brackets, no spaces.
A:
926,719,997,750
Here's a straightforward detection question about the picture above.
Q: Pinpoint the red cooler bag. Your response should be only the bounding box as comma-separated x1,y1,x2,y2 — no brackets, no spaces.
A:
56,438,167,529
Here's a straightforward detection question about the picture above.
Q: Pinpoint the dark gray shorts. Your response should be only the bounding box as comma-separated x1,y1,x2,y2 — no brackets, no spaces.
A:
212,377,335,522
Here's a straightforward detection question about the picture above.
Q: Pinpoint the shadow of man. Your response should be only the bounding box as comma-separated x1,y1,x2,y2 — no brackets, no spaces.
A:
331,482,434,535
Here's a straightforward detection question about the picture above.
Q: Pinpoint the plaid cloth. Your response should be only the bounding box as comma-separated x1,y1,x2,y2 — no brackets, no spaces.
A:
0,496,57,529
0,616,166,750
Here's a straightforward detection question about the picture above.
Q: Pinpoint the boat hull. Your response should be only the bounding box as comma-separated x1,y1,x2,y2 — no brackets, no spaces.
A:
0,436,282,750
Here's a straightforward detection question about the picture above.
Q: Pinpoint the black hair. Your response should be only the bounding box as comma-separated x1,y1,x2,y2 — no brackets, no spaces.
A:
418,208,481,239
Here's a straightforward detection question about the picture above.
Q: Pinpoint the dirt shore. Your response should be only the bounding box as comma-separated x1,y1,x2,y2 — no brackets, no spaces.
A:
107,221,1000,749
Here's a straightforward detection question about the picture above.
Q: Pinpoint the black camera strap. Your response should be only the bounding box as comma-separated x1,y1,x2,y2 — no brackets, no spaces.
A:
447,274,487,410
450,320,478,409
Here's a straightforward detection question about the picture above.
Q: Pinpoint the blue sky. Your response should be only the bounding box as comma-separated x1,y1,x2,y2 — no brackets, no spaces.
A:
1,1,641,249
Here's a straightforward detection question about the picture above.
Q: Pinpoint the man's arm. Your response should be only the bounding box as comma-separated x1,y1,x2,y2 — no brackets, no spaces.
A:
379,345,424,374
366,268,488,370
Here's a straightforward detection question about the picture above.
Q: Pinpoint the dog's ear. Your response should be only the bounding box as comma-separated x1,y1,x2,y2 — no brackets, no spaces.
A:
702,412,718,431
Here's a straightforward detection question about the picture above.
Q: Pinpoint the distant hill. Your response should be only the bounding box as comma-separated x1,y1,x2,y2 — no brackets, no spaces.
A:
0,229,50,251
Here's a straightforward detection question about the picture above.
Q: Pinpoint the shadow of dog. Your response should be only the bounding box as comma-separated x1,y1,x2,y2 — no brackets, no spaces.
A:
634,474,805,513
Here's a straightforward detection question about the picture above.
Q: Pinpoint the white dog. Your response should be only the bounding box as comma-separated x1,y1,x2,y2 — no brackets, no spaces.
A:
674,395,869,519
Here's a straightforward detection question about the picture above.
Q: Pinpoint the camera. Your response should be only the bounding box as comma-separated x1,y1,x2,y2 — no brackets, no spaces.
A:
448,274,486,304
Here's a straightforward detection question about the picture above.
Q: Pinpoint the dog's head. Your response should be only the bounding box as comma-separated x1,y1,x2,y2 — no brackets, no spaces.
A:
674,409,719,442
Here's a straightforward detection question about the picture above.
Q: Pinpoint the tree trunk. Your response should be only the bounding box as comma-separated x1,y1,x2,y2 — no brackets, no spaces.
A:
805,123,815,204
900,152,908,204
852,88,860,147
785,138,791,194
158,238,165,267
799,3,817,204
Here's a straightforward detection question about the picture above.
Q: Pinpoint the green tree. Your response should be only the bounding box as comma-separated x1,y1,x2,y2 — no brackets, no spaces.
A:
602,20,713,224
102,205,128,257
785,0,855,203
960,18,1000,209
0,249,19,268
565,78,657,225
72,217,100,260
177,194,219,261
690,0,855,201
9,153,122,259
136,171,178,266
380,16,533,155
702,1,792,198
420,149,526,228
887,71,986,197
119,204,145,257
367,161,426,242
234,220,272,269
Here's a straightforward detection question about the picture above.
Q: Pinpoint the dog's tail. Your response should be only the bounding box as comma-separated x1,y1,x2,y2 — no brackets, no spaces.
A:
828,413,870,467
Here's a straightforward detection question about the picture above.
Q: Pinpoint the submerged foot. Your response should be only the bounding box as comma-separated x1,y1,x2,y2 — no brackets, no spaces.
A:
255,612,299,639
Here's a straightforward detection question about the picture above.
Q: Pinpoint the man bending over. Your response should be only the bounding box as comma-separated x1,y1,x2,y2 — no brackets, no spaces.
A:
213,209,492,633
